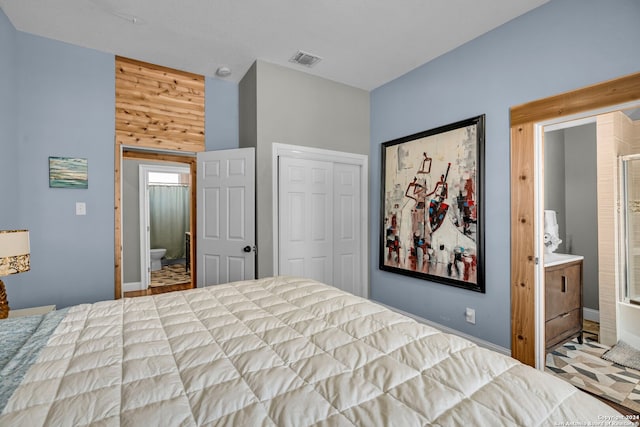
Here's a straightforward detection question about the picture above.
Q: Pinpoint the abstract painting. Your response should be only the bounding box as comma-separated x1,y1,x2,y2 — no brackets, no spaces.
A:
49,157,88,189
380,115,485,292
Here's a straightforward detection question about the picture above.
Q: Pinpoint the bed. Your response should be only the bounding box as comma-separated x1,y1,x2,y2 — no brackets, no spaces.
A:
0,276,632,426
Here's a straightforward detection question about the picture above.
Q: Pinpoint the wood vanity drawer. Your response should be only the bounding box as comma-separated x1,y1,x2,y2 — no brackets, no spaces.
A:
545,308,581,349
545,260,582,321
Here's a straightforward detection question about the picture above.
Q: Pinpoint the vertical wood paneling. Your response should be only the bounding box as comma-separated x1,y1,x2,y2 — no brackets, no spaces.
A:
115,56,205,152
510,122,536,366
114,145,122,299
510,71,640,366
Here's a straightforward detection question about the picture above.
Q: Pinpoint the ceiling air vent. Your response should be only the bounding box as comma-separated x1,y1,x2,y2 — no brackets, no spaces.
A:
289,50,322,68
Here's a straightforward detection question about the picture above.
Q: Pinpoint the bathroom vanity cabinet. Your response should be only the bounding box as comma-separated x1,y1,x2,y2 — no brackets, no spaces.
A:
544,254,584,351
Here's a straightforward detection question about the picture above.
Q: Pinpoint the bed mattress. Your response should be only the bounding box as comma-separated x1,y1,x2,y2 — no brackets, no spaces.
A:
0,276,630,426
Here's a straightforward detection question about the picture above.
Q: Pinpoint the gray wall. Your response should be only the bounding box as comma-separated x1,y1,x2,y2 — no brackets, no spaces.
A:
370,0,640,349
545,129,567,254
239,62,257,151
122,160,142,283
564,123,598,310
241,60,370,277
544,124,599,310
0,8,240,309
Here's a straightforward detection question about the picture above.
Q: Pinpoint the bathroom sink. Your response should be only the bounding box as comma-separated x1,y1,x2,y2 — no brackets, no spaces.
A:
543,253,584,267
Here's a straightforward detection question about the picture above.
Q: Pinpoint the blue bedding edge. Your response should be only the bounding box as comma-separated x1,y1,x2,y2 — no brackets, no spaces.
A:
0,308,69,413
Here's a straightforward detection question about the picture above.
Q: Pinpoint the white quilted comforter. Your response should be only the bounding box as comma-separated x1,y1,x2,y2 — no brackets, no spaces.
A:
0,276,628,426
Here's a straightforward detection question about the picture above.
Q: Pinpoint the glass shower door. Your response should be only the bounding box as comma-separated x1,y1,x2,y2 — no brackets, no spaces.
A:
620,155,640,305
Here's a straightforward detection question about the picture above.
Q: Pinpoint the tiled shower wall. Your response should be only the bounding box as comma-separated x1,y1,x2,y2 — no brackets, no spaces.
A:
596,111,640,346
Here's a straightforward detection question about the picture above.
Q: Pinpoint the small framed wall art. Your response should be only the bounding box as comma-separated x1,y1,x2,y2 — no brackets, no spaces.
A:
49,157,88,189
380,115,485,292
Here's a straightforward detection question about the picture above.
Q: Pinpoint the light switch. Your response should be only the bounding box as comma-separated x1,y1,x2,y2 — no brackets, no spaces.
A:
76,202,86,216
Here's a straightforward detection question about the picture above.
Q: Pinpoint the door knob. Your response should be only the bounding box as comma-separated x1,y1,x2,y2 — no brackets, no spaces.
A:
243,245,252,253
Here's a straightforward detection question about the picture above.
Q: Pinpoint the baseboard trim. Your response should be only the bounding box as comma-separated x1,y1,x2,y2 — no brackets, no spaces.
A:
376,301,511,356
583,307,600,322
123,281,142,293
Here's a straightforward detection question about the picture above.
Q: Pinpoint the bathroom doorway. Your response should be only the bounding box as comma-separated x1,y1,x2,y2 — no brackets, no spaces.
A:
537,109,640,359
543,118,599,329
121,149,196,296
541,112,640,414
139,164,191,290
509,72,640,368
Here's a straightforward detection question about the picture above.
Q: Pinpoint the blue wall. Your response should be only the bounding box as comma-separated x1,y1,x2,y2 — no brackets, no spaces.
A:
206,76,239,150
0,10,17,227
0,9,240,309
370,0,640,349
10,31,116,309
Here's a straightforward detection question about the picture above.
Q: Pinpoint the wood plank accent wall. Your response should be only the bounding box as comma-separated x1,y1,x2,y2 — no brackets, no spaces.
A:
510,71,640,367
115,56,205,152
510,122,537,367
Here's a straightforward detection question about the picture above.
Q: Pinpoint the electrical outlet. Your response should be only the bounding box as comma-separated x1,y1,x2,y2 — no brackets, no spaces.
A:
465,307,476,324
76,202,86,216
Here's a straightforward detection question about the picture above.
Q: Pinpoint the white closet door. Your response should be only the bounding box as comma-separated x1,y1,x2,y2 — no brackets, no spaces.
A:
333,163,361,295
278,157,333,284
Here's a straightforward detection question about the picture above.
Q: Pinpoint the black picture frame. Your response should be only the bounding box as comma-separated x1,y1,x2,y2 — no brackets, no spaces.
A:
380,115,485,293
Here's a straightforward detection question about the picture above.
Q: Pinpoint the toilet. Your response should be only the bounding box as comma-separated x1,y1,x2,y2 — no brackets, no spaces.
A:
150,248,166,272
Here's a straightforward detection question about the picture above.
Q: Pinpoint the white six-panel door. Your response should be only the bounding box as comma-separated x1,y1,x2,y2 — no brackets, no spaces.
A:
278,156,362,295
279,157,333,283
333,162,361,296
197,148,255,286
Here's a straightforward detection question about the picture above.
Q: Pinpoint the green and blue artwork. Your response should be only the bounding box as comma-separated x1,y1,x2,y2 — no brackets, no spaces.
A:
49,157,88,189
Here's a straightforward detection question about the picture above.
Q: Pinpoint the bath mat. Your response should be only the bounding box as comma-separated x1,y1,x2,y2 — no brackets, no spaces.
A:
602,340,640,371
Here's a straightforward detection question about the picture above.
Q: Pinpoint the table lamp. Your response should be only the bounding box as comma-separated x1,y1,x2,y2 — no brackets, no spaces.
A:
0,230,30,319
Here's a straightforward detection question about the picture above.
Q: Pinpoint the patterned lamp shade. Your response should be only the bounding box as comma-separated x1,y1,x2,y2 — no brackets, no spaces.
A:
0,230,30,319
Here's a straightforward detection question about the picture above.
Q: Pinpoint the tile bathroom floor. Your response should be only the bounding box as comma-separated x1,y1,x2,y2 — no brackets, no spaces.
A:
150,263,191,288
546,335,640,414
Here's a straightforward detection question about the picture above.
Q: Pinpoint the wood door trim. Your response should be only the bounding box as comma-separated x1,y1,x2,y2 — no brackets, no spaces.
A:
511,72,640,126
114,148,197,299
114,145,122,299
123,149,197,166
509,71,640,366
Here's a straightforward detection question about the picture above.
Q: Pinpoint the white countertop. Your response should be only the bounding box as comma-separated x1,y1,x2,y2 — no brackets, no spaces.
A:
544,253,584,267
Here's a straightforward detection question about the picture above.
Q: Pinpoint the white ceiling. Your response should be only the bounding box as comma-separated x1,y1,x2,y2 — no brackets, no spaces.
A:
0,0,549,91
